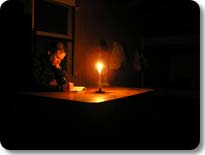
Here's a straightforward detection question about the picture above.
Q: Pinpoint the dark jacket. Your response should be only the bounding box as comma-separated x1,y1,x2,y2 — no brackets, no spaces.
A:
32,54,69,91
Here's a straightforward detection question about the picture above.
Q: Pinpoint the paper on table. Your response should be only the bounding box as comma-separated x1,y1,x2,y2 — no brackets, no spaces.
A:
70,86,86,92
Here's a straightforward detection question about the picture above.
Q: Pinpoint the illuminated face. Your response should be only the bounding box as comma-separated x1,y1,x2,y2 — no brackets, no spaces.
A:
49,50,66,69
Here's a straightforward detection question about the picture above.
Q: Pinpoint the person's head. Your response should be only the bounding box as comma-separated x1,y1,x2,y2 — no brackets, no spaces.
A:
47,42,66,69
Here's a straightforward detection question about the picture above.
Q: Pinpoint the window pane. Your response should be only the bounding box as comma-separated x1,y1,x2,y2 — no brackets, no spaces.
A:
35,0,68,34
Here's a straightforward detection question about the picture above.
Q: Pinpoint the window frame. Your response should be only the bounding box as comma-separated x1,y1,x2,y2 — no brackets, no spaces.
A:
32,0,75,75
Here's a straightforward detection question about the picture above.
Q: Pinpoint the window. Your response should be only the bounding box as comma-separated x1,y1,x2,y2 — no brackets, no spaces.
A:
32,0,75,75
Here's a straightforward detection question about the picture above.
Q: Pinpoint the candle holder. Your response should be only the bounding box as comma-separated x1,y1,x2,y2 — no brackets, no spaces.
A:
95,88,105,93
95,61,105,93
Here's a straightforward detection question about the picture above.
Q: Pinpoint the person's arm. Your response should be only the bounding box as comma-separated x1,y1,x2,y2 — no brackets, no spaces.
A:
54,69,75,91
33,57,62,91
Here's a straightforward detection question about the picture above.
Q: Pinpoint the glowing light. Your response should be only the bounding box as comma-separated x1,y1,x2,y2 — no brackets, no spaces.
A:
95,61,105,93
96,62,104,74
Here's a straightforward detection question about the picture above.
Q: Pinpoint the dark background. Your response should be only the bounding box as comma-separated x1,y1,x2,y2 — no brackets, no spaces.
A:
0,0,200,150
1,0,200,91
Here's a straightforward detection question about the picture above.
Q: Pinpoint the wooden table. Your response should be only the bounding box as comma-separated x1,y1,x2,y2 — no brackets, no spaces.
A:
11,87,158,149
22,87,154,103
9,87,199,149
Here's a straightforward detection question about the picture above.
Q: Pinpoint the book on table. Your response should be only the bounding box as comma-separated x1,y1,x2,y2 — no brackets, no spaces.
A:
70,86,86,92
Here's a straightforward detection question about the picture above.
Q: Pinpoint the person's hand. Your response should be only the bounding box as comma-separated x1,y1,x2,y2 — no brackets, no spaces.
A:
54,64,61,69
62,82,74,92
69,82,74,89
50,79,58,86
62,83,70,92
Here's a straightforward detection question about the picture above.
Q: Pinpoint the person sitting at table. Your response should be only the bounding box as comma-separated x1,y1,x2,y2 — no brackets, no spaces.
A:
32,41,74,91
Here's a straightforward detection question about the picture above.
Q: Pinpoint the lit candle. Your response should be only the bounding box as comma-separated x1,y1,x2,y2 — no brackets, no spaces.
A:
96,62,103,92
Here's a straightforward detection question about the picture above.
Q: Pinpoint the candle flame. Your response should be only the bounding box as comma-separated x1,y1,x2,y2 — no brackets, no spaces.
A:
96,62,103,74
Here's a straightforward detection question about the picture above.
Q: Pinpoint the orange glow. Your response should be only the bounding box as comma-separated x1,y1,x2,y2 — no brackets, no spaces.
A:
96,62,104,74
